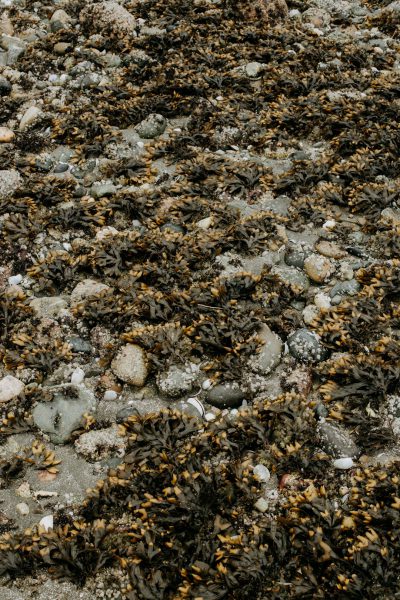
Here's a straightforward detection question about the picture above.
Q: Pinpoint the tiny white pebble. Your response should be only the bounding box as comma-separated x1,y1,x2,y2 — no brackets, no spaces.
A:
254,497,269,512
71,367,85,385
8,274,22,285
202,379,212,390
16,502,29,516
333,457,354,470
103,390,118,401
62,242,72,251
205,412,216,421
322,219,336,229
216,95,223,101
253,464,271,483
137,141,144,148
173,127,182,132
39,514,54,531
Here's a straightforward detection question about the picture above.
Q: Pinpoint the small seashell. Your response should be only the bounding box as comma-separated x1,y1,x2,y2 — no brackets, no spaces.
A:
201,379,213,390
205,412,216,421
186,397,205,417
8,274,22,285
104,390,118,401
253,464,271,483
39,515,54,531
333,457,354,470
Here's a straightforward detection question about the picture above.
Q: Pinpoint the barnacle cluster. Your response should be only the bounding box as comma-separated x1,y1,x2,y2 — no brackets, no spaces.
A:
1,0,400,595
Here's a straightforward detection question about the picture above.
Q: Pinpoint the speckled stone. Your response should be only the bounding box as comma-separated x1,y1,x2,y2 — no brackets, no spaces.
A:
111,344,149,387
304,254,334,283
250,324,283,375
317,421,359,459
207,383,246,408
135,113,167,138
156,363,199,398
287,328,328,363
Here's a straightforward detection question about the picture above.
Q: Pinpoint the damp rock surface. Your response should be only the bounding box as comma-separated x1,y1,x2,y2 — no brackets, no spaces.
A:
287,328,328,363
111,344,149,386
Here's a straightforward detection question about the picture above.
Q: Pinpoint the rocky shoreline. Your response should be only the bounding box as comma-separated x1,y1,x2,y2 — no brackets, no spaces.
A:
0,0,400,597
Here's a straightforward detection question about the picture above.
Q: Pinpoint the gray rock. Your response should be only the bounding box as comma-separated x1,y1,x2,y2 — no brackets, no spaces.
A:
135,113,167,138
19,106,43,131
75,426,124,460
68,337,92,353
207,382,246,408
271,265,310,294
32,384,97,444
0,169,21,198
50,9,72,32
285,241,312,268
287,328,328,363
250,324,283,375
91,182,117,197
0,588,24,600
111,344,149,386
0,75,11,95
115,397,170,422
245,61,264,78
317,421,359,458
80,1,137,36
71,279,110,304
0,375,24,403
156,363,199,398
329,279,360,303
30,296,67,318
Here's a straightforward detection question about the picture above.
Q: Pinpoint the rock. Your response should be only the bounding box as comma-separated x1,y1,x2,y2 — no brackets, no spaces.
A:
0,375,24,402
0,34,25,51
0,169,21,198
271,265,310,294
16,503,29,516
314,292,331,309
207,382,246,408
156,363,199,398
95,226,119,241
317,421,359,458
32,384,96,444
6,44,25,65
53,42,71,55
70,368,85,385
68,337,92,354
287,328,328,363
16,481,31,498
0,14,13,36
0,588,24,600
19,106,43,131
91,183,116,198
302,7,331,27
282,367,312,396
329,279,360,303
104,389,118,401
75,426,124,460
253,464,271,482
30,296,67,318
250,324,283,375
0,75,11,95
254,497,269,512
50,9,72,32
245,61,264,77
111,344,148,386
197,216,213,229
8,274,22,285
302,304,319,325
304,254,334,283
135,113,167,138
71,279,110,304
333,457,354,470
0,126,14,143
314,240,346,259
176,398,205,418
80,2,137,36
285,241,312,268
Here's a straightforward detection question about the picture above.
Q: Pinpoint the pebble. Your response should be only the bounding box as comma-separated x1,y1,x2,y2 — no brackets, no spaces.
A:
104,390,118,401
30,296,67,318
68,337,92,354
50,9,71,32
156,363,199,398
111,344,149,387
32,384,97,444
70,368,85,385
317,421,359,459
0,169,21,198
245,61,264,77
8,273,22,285
95,226,119,241
304,254,334,283
250,324,283,375
314,292,331,310
329,279,360,303
315,240,346,259
302,304,319,325
75,426,124,460
80,1,137,36
16,482,31,498
135,113,167,138
16,503,29,516
254,497,269,512
0,375,24,403
91,183,116,198
333,457,354,470
71,279,110,304
39,515,54,531
207,382,246,408
284,241,312,268
253,464,271,482
197,216,213,229
19,106,43,131
0,126,14,143
271,265,310,294
287,328,328,363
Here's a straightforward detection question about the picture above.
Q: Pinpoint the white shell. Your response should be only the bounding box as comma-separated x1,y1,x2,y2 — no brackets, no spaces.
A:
322,219,336,229
39,515,54,531
71,368,85,385
205,412,216,422
253,464,271,483
104,390,118,401
186,397,205,417
8,274,22,285
201,379,212,390
333,457,354,470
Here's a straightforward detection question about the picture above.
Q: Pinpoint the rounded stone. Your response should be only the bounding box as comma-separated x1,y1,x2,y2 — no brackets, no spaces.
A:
156,363,198,398
287,328,328,363
0,126,14,143
333,457,354,470
19,106,43,131
0,375,24,403
111,344,148,387
284,241,312,269
250,324,283,375
135,113,167,139
272,265,310,294
317,421,359,459
207,382,246,408
314,240,346,259
329,279,360,300
0,169,21,199
304,254,334,283
16,503,29,516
